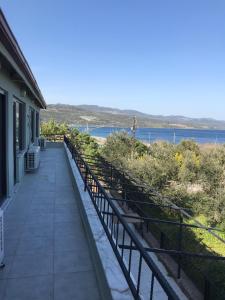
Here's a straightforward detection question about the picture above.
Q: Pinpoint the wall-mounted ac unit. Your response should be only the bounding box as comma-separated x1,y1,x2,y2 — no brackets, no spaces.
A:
0,209,4,268
38,137,46,151
34,137,39,146
25,146,40,171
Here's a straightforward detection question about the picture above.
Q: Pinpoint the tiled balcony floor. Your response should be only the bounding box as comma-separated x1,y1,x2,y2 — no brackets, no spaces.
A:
0,146,101,300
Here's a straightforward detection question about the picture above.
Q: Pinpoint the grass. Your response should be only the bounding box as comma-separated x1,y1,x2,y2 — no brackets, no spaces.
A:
187,215,225,257
120,187,225,299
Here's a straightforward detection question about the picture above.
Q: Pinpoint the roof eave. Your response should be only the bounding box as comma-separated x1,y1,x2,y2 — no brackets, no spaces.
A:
0,9,46,109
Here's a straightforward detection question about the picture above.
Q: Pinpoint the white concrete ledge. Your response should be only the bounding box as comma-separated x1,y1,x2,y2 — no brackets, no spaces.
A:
64,143,133,300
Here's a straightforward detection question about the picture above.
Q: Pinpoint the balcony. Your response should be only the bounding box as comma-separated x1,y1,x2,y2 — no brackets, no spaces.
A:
0,144,101,300
0,139,213,300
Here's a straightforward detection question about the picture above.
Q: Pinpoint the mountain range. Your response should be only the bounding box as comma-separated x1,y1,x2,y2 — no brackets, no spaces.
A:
40,104,225,129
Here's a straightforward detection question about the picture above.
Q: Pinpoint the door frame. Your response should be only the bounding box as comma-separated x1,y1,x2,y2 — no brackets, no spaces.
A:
13,101,17,184
0,88,7,201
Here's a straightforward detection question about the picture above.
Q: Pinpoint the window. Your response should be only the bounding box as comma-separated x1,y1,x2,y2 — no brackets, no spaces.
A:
30,108,35,143
36,112,39,137
14,100,25,152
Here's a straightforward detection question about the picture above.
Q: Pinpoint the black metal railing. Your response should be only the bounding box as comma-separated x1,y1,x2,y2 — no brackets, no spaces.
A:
71,148,225,300
81,153,225,300
64,135,180,300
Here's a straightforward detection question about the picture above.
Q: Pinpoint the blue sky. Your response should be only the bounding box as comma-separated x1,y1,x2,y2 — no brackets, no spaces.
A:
1,0,225,119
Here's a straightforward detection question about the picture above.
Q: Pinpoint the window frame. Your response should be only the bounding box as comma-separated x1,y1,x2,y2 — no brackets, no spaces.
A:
13,98,25,152
30,107,35,143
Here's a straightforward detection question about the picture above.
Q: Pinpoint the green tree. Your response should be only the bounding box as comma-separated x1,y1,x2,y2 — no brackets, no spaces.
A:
101,132,149,167
203,188,225,228
41,119,59,135
41,119,69,136
176,140,200,156
70,132,99,157
200,151,224,193
178,150,200,183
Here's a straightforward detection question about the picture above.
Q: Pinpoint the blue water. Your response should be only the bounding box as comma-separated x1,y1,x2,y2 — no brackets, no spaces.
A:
77,127,225,144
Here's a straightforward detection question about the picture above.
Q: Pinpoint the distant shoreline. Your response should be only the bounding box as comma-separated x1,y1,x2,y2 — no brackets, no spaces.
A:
90,127,225,145
75,125,225,131
93,135,151,146
93,135,223,149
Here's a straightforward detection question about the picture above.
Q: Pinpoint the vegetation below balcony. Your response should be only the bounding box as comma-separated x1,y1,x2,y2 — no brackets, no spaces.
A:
99,131,225,298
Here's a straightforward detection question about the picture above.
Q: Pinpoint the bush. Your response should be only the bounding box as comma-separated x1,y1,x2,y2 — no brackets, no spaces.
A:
101,131,148,167
102,135,225,227
70,132,99,157
177,150,200,183
203,188,225,228
200,151,224,193
41,119,69,136
126,156,170,189
176,140,200,156
150,142,179,181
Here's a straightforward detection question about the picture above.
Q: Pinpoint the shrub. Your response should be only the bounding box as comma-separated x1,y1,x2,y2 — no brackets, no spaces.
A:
203,188,225,228
70,132,99,157
177,150,200,183
200,151,224,193
101,131,148,167
176,140,200,156
126,156,170,189
41,119,69,136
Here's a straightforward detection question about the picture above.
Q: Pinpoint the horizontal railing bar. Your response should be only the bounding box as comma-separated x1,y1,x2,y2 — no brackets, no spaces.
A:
119,245,225,261
111,197,191,212
102,211,220,231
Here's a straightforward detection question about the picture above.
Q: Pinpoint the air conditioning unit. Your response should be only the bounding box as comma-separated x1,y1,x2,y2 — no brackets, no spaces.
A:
38,137,46,151
34,137,39,146
0,209,4,268
25,146,40,171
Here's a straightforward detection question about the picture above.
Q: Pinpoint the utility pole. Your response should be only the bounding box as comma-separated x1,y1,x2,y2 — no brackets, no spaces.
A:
131,116,137,138
148,132,151,145
80,116,94,133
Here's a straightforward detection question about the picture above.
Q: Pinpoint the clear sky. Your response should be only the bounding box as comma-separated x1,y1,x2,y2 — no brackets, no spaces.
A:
1,0,225,119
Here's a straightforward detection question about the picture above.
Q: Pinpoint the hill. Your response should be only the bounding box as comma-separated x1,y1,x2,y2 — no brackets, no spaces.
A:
40,104,225,129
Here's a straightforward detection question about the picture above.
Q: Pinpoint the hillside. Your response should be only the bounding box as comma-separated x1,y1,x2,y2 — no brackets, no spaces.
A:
40,104,225,129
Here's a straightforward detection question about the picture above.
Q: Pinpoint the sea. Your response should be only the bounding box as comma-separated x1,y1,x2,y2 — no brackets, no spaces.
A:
77,126,225,144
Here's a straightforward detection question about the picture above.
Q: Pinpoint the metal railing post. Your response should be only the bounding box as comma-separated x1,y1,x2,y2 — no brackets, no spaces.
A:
204,278,210,300
177,214,183,279
84,166,88,191
160,232,165,249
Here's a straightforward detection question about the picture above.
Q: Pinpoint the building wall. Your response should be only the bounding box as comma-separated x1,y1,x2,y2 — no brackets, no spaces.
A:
0,58,41,197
